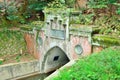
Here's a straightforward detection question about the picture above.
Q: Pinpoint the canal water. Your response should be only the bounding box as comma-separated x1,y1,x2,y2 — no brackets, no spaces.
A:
17,72,53,80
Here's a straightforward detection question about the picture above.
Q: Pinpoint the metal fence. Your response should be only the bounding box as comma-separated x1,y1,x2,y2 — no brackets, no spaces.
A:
0,30,27,57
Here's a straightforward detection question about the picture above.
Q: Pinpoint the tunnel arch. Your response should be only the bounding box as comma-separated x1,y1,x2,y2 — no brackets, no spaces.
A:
41,46,70,73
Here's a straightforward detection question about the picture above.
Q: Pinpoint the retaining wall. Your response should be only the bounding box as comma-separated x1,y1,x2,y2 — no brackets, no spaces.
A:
0,60,40,80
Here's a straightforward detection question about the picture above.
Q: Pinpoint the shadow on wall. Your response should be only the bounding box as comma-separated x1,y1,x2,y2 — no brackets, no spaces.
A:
42,46,70,73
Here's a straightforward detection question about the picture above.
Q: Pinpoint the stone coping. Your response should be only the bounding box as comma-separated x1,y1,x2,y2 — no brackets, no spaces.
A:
92,35,120,47
69,24,94,33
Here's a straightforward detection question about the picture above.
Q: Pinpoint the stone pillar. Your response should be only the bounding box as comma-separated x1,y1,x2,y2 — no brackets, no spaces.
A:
58,20,62,30
66,18,69,41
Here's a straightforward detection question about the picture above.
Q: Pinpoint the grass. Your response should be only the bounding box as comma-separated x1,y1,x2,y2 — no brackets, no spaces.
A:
0,30,26,55
52,47,120,80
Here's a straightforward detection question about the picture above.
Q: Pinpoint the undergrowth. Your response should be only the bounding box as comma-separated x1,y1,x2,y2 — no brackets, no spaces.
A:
0,30,26,55
52,47,120,80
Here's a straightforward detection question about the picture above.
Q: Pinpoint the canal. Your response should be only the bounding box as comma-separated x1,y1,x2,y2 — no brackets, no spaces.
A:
18,72,53,80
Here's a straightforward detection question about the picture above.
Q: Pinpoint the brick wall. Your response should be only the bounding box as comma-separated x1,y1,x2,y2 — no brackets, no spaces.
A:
70,35,92,59
24,33,40,59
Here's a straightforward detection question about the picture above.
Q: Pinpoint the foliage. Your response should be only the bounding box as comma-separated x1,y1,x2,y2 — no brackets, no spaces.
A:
114,3,120,15
52,47,120,80
88,0,119,16
20,21,44,31
47,0,66,8
64,0,75,8
70,12,94,24
15,54,21,62
85,0,120,36
0,0,25,27
88,0,108,9
46,0,75,8
0,30,26,55
0,0,48,28
28,0,47,11
116,7,120,14
0,60,3,65
95,16,120,36
88,0,118,9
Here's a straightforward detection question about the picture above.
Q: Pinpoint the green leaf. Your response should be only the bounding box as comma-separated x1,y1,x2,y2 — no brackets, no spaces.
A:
6,15,18,20
0,60,3,65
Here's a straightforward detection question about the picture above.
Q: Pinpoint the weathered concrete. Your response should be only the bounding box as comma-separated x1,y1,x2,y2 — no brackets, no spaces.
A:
43,46,70,73
0,60,40,80
33,14,92,73
17,72,51,80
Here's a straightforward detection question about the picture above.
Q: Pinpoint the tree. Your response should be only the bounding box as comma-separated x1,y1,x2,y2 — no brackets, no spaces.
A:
88,0,119,17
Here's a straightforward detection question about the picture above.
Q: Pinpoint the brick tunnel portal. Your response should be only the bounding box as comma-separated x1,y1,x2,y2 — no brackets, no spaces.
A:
42,46,70,73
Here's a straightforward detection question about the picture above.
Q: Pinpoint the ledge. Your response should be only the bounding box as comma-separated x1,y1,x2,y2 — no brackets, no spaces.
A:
92,35,120,47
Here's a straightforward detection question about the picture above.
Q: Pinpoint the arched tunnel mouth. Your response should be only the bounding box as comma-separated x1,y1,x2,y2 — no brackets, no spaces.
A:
43,46,70,73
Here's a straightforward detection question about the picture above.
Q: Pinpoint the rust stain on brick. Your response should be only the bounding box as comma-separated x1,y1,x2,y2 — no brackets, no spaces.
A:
24,34,40,59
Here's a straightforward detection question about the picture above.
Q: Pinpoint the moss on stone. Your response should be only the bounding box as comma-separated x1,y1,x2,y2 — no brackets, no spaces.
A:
70,24,93,33
20,21,44,31
20,25,33,31
93,35,120,46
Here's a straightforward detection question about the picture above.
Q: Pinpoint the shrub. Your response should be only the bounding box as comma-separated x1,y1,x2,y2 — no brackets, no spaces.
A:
52,47,120,80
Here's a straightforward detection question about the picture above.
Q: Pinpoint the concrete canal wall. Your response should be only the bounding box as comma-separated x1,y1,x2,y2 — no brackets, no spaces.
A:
0,60,40,80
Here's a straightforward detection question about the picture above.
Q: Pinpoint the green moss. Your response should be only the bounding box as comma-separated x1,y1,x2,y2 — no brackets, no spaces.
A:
93,35,120,46
20,21,44,31
92,27,101,34
44,8,69,15
69,24,93,34
20,25,33,31
31,21,44,29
